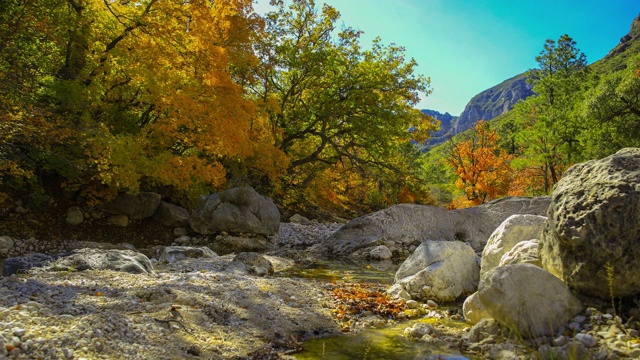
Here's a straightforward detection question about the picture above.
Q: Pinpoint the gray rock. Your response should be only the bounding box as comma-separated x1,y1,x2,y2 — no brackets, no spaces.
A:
369,245,393,260
391,240,479,302
480,214,546,277
173,227,189,237
0,235,14,254
463,292,491,325
320,197,550,257
538,341,588,360
231,252,274,275
107,214,129,227
100,192,161,220
153,201,190,227
48,248,154,274
498,239,541,268
477,264,583,338
541,148,640,298
159,246,217,263
463,318,502,343
65,206,84,226
289,214,311,225
189,187,280,236
212,234,270,254
2,253,56,276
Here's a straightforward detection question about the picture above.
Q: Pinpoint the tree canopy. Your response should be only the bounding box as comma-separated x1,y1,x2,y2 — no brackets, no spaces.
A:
0,0,437,215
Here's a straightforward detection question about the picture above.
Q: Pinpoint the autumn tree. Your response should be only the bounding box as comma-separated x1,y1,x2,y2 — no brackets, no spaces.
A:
445,121,513,207
252,0,437,214
512,34,588,193
1,0,288,205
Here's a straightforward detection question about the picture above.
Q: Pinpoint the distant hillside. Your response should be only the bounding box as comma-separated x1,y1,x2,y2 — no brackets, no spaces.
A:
453,73,534,134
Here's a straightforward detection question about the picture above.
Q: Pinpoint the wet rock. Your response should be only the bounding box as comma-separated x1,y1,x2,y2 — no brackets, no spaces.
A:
391,240,479,302
477,264,583,338
153,201,190,227
65,207,84,226
100,192,161,220
190,187,280,236
542,148,640,298
159,246,217,263
480,214,546,277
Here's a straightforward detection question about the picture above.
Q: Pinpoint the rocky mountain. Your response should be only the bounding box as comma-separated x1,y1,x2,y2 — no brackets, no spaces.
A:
421,109,459,140
453,73,534,134
422,73,534,147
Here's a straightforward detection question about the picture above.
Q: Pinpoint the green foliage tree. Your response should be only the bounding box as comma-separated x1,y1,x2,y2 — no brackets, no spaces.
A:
513,34,588,193
581,55,640,158
252,0,437,214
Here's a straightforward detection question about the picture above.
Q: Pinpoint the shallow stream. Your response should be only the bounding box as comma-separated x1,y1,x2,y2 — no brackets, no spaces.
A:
281,261,476,360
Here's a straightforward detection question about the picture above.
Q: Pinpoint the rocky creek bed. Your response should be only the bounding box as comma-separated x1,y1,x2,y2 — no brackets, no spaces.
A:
1,221,639,359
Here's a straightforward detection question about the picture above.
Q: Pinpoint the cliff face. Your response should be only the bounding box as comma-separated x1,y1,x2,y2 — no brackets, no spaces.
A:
453,73,534,134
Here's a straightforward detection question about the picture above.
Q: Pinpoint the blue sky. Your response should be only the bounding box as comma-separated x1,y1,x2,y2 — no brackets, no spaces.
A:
253,0,640,115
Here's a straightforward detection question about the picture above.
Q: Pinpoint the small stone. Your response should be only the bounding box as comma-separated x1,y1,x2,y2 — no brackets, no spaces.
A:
568,322,581,331
603,314,614,320
553,335,568,346
573,315,586,323
63,348,74,359
175,236,191,244
426,300,439,309
174,228,188,237
0,235,14,254
13,328,26,337
66,207,84,226
575,333,597,348
405,300,419,309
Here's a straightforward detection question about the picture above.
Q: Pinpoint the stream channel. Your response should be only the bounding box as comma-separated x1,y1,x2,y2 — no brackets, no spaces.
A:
279,261,477,360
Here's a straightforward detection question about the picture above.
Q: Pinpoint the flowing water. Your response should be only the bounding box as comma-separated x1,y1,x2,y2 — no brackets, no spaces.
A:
281,260,476,360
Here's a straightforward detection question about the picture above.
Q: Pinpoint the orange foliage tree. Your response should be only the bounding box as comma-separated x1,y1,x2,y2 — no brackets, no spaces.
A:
445,121,514,208
0,0,288,205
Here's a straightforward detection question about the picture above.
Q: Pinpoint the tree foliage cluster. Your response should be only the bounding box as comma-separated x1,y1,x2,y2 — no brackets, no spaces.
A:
0,0,437,215
438,34,640,208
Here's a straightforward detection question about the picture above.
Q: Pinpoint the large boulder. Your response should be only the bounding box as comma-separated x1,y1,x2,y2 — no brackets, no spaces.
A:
498,239,541,268
389,240,479,302
189,187,280,236
320,197,550,258
153,201,190,227
449,196,550,251
47,248,154,274
480,214,546,277
100,192,161,220
477,264,583,338
541,148,640,298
